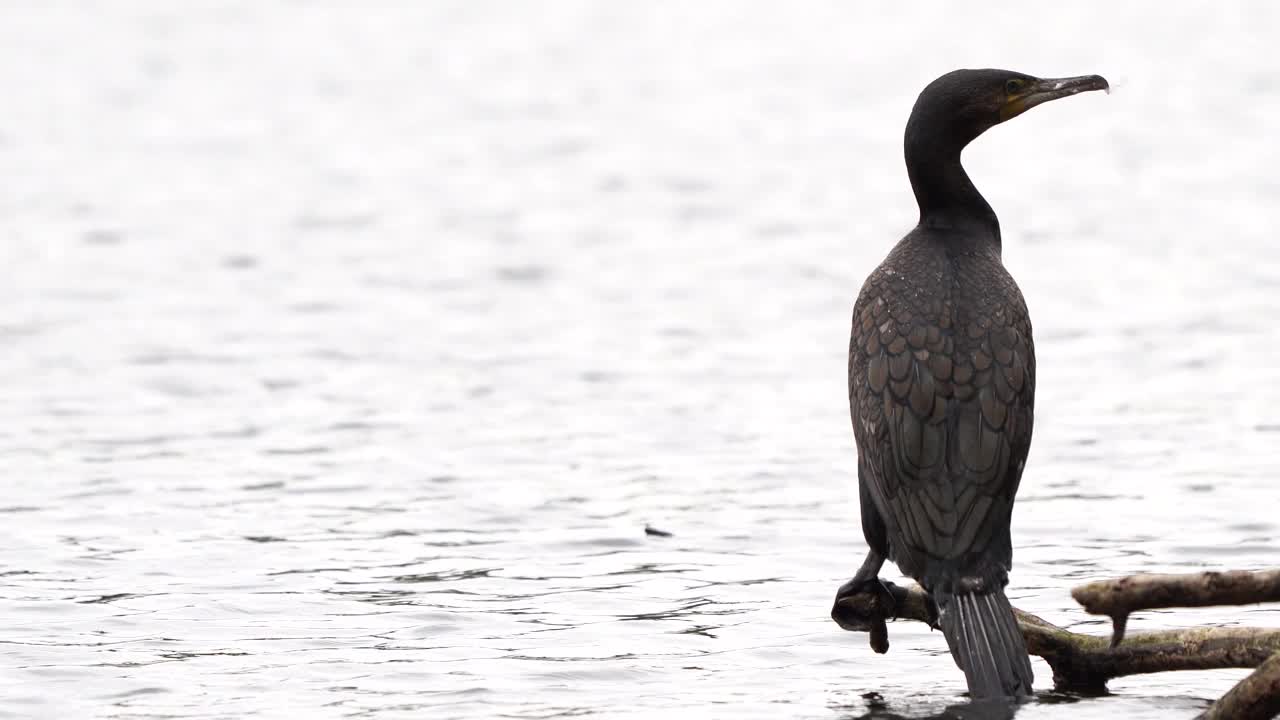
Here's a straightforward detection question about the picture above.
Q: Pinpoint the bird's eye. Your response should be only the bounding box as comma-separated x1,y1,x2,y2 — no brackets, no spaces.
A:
1005,79,1024,95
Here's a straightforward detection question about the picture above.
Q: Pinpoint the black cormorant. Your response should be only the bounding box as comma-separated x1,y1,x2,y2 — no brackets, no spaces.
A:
835,69,1108,699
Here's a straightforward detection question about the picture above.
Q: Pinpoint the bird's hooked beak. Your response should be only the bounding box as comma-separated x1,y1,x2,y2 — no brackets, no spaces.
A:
1000,74,1110,122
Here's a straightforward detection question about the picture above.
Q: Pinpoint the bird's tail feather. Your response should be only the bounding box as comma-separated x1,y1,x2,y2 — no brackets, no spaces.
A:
937,589,1033,699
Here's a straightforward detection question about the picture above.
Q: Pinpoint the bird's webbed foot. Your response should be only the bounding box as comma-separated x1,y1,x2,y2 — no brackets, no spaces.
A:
831,564,901,654
834,575,900,620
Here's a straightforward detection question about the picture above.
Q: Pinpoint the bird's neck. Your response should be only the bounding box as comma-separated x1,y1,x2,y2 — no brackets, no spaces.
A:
905,136,1001,243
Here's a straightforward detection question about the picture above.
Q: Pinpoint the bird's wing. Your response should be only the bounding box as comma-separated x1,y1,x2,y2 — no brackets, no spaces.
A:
850,267,1035,573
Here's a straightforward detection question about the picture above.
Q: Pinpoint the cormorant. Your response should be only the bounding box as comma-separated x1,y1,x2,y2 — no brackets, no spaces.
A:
835,69,1108,699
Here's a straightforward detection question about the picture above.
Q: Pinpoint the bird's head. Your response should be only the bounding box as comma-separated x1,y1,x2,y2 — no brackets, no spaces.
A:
908,69,1109,149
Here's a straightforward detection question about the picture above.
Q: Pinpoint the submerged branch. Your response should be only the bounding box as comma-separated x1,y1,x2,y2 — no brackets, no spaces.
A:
832,582,1280,692
1200,651,1280,720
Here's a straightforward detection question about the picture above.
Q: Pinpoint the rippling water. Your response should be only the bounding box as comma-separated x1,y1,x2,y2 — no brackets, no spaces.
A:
3,3,1279,719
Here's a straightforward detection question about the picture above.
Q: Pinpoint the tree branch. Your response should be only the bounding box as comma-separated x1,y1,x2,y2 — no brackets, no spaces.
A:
1071,570,1280,646
831,582,1280,693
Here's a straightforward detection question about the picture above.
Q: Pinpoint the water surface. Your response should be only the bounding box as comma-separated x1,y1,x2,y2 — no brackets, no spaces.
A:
2,3,1278,718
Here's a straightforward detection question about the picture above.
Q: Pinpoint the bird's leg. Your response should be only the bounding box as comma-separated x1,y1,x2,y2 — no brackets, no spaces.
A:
832,551,897,618
831,551,902,652
923,591,941,631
